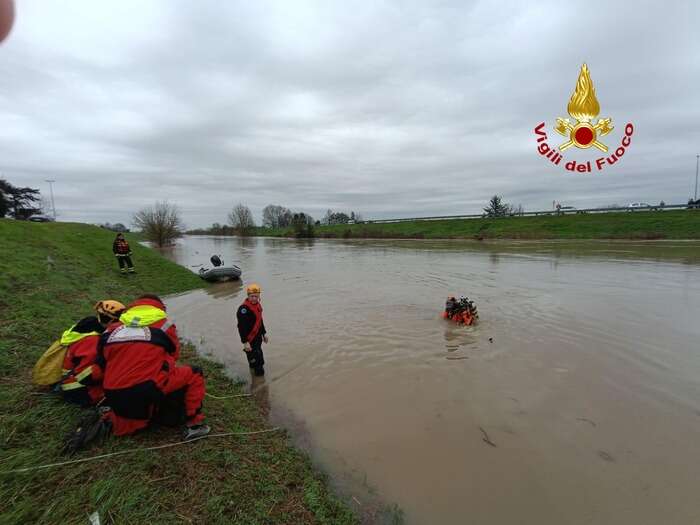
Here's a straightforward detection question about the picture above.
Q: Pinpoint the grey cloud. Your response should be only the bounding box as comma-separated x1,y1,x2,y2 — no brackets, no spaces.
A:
1,0,699,227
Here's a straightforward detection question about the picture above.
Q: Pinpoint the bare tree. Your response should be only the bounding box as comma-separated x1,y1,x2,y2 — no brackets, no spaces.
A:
228,203,256,236
279,208,293,228
322,209,333,225
262,204,290,228
291,212,315,238
133,201,184,247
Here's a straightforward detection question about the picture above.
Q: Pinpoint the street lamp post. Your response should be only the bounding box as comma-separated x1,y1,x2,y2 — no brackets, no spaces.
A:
45,179,56,219
695,155,699,202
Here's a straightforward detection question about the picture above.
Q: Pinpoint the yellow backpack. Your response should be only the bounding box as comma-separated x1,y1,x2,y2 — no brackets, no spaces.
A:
32,339,68,385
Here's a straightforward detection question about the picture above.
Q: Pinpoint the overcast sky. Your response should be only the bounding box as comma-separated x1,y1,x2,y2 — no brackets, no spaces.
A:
1,0,699,227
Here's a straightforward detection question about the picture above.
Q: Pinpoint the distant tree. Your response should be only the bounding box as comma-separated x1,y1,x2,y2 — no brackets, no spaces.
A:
110,223,128,232
209,222,226,235
483,195,509,218
322,209,361,225
0,180,8,217
306,222,315,238
262,204,292,229
0,179,41,219
133,201,184,247
327,212,350,224
291,212,315,238
262,205,278,228
278,208,293,228
322,209,333,225
228,203,256,236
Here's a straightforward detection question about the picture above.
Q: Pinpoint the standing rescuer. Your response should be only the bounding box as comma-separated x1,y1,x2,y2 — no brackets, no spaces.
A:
112,232,135,275
237,283,268,376
96,294,209,440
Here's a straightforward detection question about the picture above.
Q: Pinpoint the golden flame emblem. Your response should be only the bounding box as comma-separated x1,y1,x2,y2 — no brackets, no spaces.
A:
555,64,613,152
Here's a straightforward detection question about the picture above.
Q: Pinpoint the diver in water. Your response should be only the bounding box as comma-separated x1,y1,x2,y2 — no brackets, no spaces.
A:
443,296,478,325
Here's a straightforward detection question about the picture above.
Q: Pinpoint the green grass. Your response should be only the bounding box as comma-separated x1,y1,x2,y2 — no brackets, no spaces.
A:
0,219,356,525
257,210,700,240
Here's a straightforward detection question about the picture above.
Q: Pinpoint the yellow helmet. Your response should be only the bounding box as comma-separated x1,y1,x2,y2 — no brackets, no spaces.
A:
246,283,261,295
94,299,126,320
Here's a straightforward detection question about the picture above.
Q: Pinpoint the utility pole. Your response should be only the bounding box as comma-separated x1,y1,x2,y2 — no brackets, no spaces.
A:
45,179,56,218
695,155,699,202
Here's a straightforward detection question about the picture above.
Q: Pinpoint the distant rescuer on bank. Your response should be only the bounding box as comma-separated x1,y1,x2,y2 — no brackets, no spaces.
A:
237,283,268,376
112,232,136,275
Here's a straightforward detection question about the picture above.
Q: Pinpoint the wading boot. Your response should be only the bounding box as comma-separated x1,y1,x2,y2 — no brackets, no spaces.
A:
183,424,210,441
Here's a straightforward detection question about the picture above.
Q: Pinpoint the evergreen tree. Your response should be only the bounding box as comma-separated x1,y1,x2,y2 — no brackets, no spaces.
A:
483,195,509,218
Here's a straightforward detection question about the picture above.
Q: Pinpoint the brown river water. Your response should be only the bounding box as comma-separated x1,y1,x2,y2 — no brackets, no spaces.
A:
158,237,700,525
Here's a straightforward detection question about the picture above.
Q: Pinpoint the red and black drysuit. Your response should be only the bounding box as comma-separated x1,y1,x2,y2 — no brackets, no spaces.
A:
112,236,134,273
96,298,205,436
237,299,267,376
60,316,105,407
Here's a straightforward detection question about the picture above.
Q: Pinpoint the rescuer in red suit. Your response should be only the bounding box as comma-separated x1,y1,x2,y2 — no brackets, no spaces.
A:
60,300,126,406
97,294,209,440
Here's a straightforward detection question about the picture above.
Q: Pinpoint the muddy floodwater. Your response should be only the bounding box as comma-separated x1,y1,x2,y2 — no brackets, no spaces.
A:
160,237,700,525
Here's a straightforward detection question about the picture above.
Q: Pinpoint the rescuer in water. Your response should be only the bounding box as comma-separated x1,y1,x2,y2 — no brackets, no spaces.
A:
443,296,479,325
237,283,269,376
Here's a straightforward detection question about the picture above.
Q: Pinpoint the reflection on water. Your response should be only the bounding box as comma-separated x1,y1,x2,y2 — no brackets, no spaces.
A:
204,279,243,299
161,236,700,525
443,324,477,360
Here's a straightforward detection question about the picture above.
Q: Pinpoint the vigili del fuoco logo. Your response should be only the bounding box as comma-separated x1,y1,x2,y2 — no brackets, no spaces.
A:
534,63,634,173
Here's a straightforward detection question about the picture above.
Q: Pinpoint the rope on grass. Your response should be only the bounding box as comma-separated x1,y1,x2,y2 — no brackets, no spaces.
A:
0,427,281,475
205,392,251,399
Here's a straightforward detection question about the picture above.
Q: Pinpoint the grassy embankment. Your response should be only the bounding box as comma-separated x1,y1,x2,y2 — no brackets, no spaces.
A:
258,210,700,240
0,220,355,525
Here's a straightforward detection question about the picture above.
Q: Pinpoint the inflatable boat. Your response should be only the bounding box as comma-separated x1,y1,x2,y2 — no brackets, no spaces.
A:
198,255,242,282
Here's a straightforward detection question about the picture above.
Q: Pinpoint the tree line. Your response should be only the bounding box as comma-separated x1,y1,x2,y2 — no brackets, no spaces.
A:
229,204,318,238
261,205,363,227
184,204,365,239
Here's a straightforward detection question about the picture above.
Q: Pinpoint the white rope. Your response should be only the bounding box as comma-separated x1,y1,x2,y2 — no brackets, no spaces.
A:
1,427,281,475
205,392,251,399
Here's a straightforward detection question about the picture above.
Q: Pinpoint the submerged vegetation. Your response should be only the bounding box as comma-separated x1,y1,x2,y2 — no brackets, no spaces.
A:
133,200,184,247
